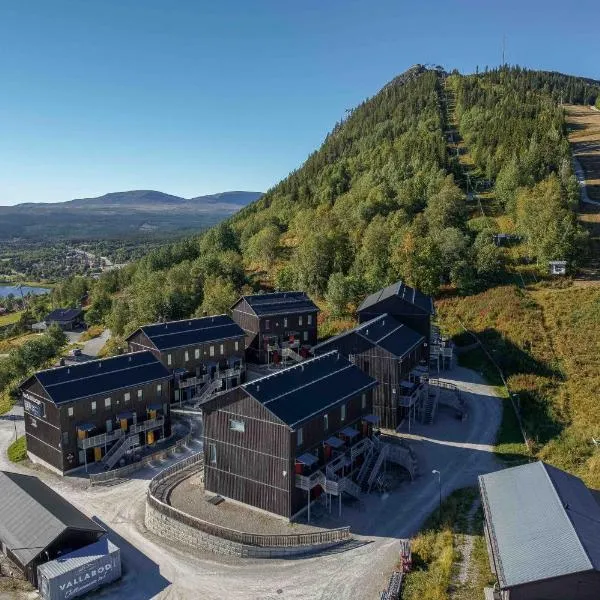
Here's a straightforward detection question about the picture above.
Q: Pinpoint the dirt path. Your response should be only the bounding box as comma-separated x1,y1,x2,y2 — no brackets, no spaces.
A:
455,498,481,587
0,364,502,600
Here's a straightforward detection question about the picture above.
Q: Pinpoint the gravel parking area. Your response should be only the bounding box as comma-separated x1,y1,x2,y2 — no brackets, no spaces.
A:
169,471,326,535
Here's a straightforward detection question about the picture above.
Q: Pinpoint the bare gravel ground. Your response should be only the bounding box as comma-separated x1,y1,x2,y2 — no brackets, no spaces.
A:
0,363,502,600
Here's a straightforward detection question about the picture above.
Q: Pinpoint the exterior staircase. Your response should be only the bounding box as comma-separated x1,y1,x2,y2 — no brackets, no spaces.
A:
422,384,439,424
356,446,376,489
192,379,222,408
102,434,139,470
367,444,389,492
282,346,303,363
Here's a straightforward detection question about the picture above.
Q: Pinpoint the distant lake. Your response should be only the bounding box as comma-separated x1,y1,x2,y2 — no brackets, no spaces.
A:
0,284,50,298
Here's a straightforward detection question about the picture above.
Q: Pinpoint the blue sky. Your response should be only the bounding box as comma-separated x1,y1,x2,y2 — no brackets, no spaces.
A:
0,0,598,205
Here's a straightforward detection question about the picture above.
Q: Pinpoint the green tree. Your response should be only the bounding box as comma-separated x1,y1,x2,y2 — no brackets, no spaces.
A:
325,273,351,317
199,277,238,316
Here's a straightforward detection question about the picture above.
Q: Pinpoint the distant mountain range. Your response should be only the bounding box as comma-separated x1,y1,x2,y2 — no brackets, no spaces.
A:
0,190,262,239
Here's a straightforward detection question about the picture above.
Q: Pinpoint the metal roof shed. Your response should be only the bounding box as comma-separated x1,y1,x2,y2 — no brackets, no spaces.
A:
0,471,105,586
479,461,600,600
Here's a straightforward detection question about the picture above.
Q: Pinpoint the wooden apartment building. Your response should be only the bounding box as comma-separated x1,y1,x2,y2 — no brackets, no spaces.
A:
19,351,172,475
231,291,319,364
126,315,246,403
202,351,379,519
312,313,427,430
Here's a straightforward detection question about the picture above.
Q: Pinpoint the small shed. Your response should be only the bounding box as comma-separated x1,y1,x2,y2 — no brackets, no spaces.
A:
549,260,567,276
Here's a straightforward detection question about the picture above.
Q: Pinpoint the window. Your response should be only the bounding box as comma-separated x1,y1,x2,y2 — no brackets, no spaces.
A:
137,389,143,400
209,345,215,357
209,443,217,465
265,319,270,330
341,404,346,422
234,341,239,351
104,397,111,409
303,331,308,342
361,393,367,410
283,317,288,327
220,344,224,355
124,392,131,403
167,354,172,366
230,419,245,433
307,314,312,325
184,351,189,362
68,406,74,418
91,401,97,415
62,431,69,446
297,427,303,447
157,384,162,396
298,316,303,326
323,413,329,431
195,348,200,359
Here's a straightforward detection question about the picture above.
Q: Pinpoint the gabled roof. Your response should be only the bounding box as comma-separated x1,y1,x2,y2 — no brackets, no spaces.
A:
233,291,319,317
357,281,434,316
25,351,170,405
479,461,600,589
243,351,377,428
45,308,82,322
312,314,425,358
0,471,105,567
128,315,245,351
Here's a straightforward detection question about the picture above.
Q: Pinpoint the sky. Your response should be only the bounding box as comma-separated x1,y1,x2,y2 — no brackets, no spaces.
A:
0,0,599,206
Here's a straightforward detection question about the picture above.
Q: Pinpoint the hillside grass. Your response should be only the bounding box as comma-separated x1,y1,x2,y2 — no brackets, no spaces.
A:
437,284,600,487
0,310,22,326
402,487,494,600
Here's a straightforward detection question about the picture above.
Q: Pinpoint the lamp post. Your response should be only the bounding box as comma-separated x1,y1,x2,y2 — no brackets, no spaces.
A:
432,469,442,519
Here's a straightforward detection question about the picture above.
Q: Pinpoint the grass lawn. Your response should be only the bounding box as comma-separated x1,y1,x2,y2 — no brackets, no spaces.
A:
7,435,27,462
0,332,39,354
0,310,22,326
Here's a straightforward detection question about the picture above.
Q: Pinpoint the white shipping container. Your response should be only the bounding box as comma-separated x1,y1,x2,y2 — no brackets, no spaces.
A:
37,537,121,600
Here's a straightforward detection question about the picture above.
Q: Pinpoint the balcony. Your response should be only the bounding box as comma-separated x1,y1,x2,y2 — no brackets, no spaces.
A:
77,416,165,449
177,374,209,389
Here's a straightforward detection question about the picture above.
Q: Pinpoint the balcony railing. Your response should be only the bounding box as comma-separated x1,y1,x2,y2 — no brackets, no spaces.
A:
177,366,243,389
77,416,165,449
177,374,209,389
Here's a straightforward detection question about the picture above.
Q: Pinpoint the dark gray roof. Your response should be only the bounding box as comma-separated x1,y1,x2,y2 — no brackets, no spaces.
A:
0,471,105,567
235,291,319,317
131,315,245,351
357,281,434,315
243,351,377,428
28,351,170,405
45,308,82,322
479,461,600,589
312,314,424,358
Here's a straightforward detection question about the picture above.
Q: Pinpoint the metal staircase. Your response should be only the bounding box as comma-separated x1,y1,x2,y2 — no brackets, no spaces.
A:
192,379,222,408
282,346,303,363
356,446,376,489
422,384,439,424
367,444,389,492
102,434,138,470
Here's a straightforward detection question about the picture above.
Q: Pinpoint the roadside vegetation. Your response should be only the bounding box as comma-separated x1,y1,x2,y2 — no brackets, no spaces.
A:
401,487,494,600
7,435,27,462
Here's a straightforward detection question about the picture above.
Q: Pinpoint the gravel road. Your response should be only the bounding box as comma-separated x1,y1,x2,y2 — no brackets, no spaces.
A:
0,363,502,600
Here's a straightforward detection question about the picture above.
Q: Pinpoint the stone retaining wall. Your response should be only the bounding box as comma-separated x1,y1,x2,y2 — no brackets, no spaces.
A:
144,500,344,558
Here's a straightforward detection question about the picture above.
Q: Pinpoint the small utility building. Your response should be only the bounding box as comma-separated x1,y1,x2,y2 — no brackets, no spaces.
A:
312,314,427,430
202,351,378,519
479,461,600,600
126,315,246,403
357,280,434,342
231,291,319,363
0,471,106,586
19,351,172,474
44,308,83,331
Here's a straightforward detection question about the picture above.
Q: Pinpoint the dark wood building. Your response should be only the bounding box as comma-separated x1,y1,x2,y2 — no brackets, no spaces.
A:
479,461,600,600
19,351,172,475
231,291,319,364
357,280,434,342
202,351,379,519
126,315,246,403
312,313,427,430
44,308,84,331
0,471,106,586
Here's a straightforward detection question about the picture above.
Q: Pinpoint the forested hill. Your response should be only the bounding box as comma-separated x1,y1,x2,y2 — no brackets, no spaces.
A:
56,65,600,343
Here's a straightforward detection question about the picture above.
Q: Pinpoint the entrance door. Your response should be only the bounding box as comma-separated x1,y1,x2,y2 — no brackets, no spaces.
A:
94,447,102,462
120,418,128,431
147,431,155,445
106,419,113,433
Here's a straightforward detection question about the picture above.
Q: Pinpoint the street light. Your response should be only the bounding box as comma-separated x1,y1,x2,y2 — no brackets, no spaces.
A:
432,469,442,519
